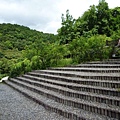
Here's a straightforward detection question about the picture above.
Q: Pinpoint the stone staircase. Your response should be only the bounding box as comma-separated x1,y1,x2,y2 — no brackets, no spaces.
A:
4,59,120,120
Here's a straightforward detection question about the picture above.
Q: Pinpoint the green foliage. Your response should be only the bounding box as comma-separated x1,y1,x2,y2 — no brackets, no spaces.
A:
57,58,73,67
31,56,42,70
0,58,11,74
0,23,56,50
110,30,120,40
0,51,4,58
58,0,120,44
69,35,111,63
57,10,75,44
0,74,7,80
86,35,110,60
10,59,32,77
0,23,57,77
1,0,120,78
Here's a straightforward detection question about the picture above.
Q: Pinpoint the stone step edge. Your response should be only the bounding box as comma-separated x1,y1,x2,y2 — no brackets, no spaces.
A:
27,72,120,83
85,60,120,64
75,65,120,68
9,78,120,113
17,76,120,101
23,74,120,97
50,68,120,73
86,62,120,64
26,73,119,93
28,72,120,85
26,72,120,88
108,59,120,61
5,81,112,120
5,79,120,118
20,75,120,103
35,70,120,77
31,70,120,81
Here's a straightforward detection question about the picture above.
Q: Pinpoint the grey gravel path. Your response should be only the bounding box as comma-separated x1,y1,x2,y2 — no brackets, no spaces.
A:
0,83,69,120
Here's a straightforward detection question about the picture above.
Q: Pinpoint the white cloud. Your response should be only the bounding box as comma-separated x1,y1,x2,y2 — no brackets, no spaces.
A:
57,0,99,19
0,0,119,34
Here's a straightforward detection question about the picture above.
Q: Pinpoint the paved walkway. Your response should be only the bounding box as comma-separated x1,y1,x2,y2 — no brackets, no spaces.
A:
0,83,68,120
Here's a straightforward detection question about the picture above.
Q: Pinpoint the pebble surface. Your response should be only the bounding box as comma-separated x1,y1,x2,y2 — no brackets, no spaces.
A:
0,83,69,120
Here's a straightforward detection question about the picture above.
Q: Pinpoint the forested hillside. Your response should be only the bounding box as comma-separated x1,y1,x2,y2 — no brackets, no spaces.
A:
0,0,120,79
0,23,58,78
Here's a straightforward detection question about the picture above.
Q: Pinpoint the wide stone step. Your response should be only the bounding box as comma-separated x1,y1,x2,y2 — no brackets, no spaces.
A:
5,79,120,119
5,80,116,120
108,59,120,61
51,67,120,73
75,64,120,68
26,72,120,97
86,61,120,64
28,70,120,83
15,76,120,107
34,70,120,81
25,73,120,89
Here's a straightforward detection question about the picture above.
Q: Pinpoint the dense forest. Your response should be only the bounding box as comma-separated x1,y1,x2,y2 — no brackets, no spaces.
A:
0,0,120,79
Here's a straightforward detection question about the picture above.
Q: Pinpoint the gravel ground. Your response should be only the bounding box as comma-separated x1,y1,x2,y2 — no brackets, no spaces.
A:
0,83,69,120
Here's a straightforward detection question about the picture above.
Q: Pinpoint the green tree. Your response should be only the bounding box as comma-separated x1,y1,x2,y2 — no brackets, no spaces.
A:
58,10,75,44
96,0,110,35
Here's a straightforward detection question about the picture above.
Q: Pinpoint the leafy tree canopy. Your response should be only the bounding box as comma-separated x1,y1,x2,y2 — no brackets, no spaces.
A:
58,0,120,43
0,0,120,79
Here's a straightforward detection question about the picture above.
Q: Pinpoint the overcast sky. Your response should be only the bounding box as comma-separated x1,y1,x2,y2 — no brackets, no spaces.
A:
0,0,120,34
